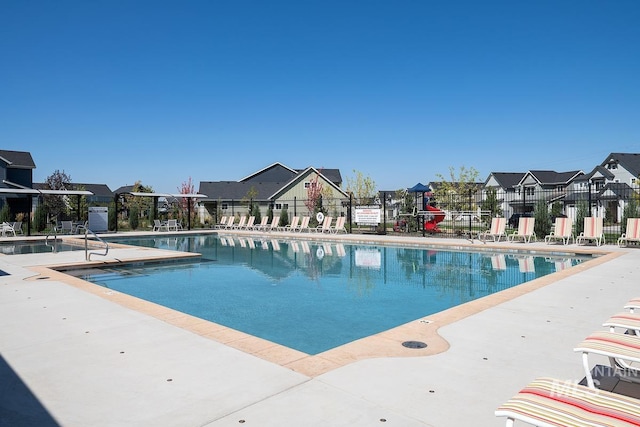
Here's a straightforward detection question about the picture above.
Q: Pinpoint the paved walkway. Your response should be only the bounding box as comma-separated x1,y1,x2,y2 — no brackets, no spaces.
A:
1,230,639,426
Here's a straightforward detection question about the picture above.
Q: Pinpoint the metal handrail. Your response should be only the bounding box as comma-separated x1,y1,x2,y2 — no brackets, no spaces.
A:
84,228,109,261
45,227,59,252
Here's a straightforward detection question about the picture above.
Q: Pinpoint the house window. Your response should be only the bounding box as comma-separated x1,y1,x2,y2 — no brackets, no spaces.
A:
275,203,288,210
525,187,534,196
221,203,228,210
304,182,310,189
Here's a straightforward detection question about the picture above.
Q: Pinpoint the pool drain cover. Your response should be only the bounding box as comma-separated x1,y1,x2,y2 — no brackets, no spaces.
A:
402,341,427,349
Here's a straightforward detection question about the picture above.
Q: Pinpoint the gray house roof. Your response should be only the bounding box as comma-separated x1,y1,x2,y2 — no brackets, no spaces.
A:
486,172,526,189
0,149,36,169
70,183,113,197
199,181,285,202
602,152,640,177
524,170,583,186
581,165,615,181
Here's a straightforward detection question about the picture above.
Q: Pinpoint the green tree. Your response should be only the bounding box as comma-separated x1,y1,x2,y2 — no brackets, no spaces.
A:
435,166,480,212
129,205,140,230
550,202,563,220
346,170,377,205
278,206,289,227
480,187,502,222
34,204,47,232
44,169,72,222
621,197,639,234
534,200,552,238
575,200,589,235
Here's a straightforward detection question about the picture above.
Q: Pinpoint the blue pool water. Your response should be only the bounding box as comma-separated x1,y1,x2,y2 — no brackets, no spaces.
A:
72,234,590,355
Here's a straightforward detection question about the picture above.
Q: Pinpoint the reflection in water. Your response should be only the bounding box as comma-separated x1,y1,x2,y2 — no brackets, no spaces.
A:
94,234,588,354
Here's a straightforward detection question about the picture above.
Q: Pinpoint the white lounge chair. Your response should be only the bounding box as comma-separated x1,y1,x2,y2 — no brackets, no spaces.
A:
166,219,181,232
330,216,347,233
295,216,310,232
508,217,535,243
479,217,507,242
224,216,236,229
242,216,255,230
59,221,74,234
1,222,16,237
281,216,299,232
265,217,279,232
11,221,23,235
544,217,574,245
232,216,247,230
576,217,604,246
314,216,333,233
253,217,269,231
618,217,640,247
214,216,228,229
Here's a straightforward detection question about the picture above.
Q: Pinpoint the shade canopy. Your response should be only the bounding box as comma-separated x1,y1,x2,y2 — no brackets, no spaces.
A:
408,183,431,193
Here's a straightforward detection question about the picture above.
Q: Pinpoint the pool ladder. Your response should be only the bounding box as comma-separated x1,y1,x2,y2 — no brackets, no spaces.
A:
82,228,109,261
45,227,109,260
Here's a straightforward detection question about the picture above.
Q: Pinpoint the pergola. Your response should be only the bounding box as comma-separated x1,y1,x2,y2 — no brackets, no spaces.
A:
0,183,94,236
127,192,208,230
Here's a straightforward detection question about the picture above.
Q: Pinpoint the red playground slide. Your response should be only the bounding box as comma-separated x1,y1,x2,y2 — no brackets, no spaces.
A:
424,205,445,233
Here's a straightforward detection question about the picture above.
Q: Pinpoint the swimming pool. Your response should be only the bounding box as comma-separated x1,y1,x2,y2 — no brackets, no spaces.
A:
0,240,84,255
69,235,589,355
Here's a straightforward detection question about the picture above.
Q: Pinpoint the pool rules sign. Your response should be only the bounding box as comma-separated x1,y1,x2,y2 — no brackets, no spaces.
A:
354,206,381,226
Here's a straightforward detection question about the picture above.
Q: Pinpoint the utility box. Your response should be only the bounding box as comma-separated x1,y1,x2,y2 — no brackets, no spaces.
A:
88,207,108,232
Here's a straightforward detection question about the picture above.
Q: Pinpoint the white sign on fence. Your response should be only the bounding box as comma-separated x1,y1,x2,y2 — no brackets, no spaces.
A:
354,206,381,225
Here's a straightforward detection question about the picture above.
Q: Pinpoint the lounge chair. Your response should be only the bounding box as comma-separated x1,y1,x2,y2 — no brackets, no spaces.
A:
508,217,535,243
59,220,73,234
295,216,310,232
625,297,640,313
574,330,640,389
330,216,347,233
495,377,640,426
479,217,506,242
74,221,88,234
166,219,180,232
544,217,574,245
11,221,23,235
153,219,166,231
265,217,279,232
254,217,269,231
576,217,604,246
242,216,255,230
602,312,640,336
1,222,16,237
618,217,640,247
214,216,228,229
281,216,299,232
232,216,247,230
314,216,333,233
224,217,236,229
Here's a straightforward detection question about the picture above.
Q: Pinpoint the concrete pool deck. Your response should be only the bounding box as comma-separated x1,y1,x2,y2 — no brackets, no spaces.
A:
1,230,639,426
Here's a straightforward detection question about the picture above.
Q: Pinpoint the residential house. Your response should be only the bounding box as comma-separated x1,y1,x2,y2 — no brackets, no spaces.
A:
483,172,526,219
514,170,583,214
565,153,640,222
0,149,36,217
199,162,349,224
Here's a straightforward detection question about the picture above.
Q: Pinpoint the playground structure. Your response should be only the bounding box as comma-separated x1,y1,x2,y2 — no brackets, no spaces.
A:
421,205,446,233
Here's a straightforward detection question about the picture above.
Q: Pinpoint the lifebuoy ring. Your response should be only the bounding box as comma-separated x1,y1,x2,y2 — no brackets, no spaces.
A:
316,212,325,223
316,247,324,259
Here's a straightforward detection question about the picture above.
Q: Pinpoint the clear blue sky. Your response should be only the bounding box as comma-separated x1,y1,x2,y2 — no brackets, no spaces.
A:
2,0,639,193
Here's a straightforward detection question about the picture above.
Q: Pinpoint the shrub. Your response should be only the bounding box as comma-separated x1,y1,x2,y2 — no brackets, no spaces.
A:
534,200,552,238
129,205,139,230
34,204,47,232
0,204,11,223
278,208,289,227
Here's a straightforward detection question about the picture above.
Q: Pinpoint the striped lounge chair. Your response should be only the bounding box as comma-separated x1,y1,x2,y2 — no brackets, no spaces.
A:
496,377,640,426
576,217,604,246
618,217,640,247
479,217,507,243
